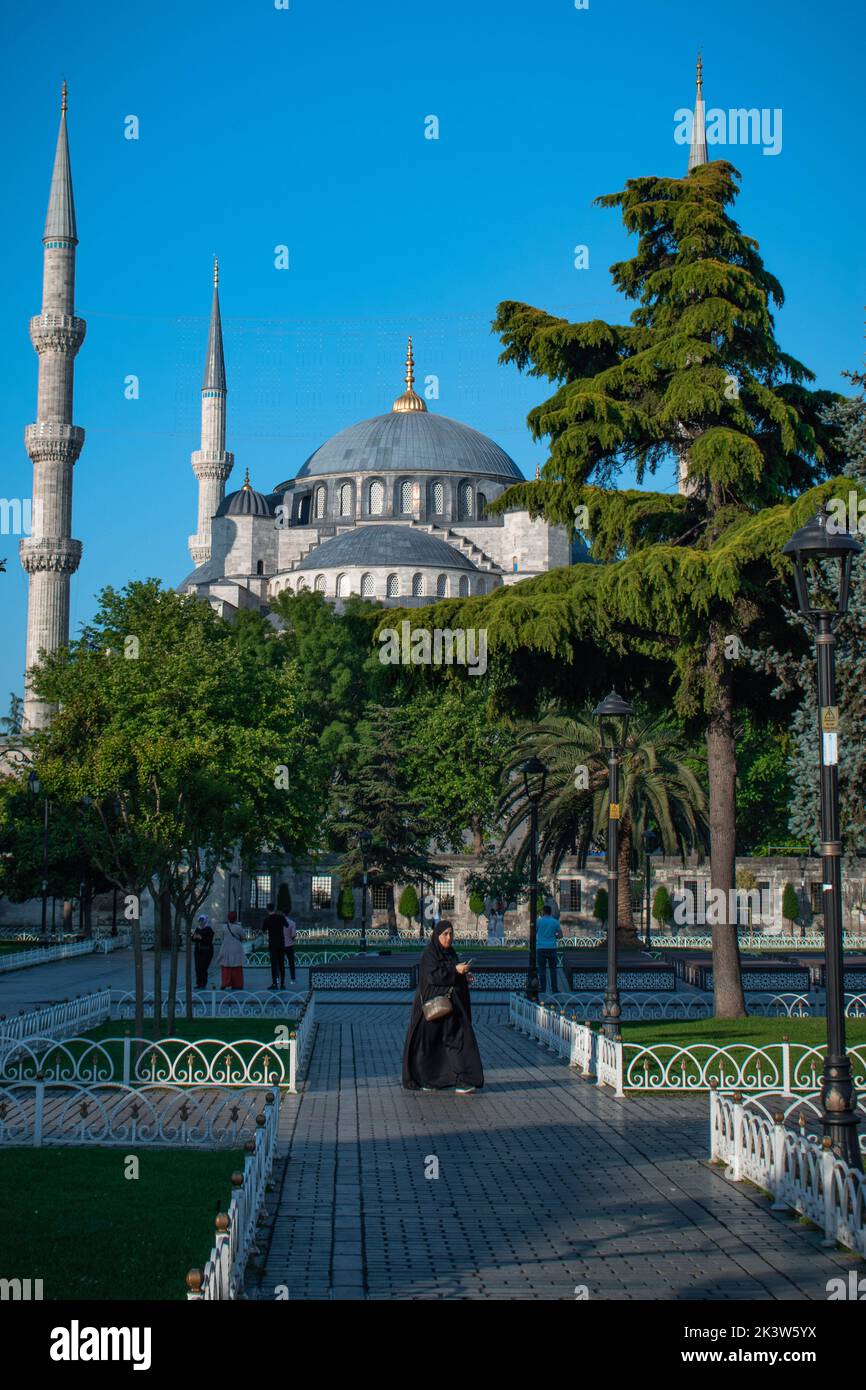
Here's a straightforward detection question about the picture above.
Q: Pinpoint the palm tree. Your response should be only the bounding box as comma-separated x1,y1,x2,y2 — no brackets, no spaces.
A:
499,705,709,946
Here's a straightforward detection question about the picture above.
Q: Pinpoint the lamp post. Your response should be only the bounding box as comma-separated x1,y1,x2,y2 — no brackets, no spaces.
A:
783,506,863,1169
593,690,633,1040
643,827,658,949
359,829,373,954
522,756,548,1001
78,795,92,938
27,771,49,939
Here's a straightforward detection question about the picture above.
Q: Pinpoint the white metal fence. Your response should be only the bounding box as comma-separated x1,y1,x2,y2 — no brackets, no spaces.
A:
187,1090,281,1299
111,989,310,1019
0,1035,291,1088
710,1089,866,1256
288,993,316,1093
0,990,111,1055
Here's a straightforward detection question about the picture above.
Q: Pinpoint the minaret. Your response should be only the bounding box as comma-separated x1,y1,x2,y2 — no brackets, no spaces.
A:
20,82,86,730
391,336,427,413
687,53,709,173
188,257,234,566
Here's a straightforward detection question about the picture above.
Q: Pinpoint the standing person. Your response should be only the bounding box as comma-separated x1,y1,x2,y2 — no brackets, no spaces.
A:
486,901,505,945
402,920,484,1093
263,902,287,990
191,913,215,989
282,912,298,985
217,910,246,992
536,901,563,995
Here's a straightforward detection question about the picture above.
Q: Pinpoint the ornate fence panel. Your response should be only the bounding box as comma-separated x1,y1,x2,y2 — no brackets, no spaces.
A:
0,1079,273,1148
288,994,316,1094
0,939,96,973
187,1093,280,1299
0,991,111,1056
709,1090,866,1257
111,990,310,1020
0,1036,290,1088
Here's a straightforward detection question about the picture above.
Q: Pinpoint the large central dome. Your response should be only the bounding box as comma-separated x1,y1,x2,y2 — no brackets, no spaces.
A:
290,409,524,484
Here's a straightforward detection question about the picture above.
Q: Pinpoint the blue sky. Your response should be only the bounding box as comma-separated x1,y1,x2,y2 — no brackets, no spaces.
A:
2,0,864,706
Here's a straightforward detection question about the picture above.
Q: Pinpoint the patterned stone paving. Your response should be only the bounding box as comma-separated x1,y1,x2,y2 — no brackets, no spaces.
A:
247,1006,859,1301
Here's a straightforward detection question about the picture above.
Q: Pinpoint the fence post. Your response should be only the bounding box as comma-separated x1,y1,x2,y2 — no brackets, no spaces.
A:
727,1092,743,1181
613,1038,625,1098
34,1071,44,1148
781,1037,791,1096
820,1138,837,1248
122,1031,131,1087
288,1035,297,1094
708,1083,717,1160
186,1268,203,1301
770,1112,789,1211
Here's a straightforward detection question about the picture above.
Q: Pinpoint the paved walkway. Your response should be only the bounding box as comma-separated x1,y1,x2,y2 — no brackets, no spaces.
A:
247,1006,860,1301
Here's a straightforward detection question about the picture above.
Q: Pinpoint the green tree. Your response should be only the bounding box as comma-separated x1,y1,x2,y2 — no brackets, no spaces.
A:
499,705,709,947
336,883,356,924
468,890,485,927
652,884,674,931
0,693,23,735
592,888,608,925
782,881,800,930
276,881,292,914
398,884,420,930
396,162,848,1013
734,715,792,854
464,846,531,910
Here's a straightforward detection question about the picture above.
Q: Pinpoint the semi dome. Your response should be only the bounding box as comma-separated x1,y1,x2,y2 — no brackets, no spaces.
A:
286,410,524,486
295,524,478,571
216,471,273,518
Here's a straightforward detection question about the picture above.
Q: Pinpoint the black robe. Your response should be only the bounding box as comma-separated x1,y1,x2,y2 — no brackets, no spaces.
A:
402,937,484,1090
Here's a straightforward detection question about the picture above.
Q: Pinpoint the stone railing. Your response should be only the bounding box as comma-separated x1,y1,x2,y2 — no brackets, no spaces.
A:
187,1092,281,1300
0,990,111,1055
0,1080,271,1148
710,1090,866,1256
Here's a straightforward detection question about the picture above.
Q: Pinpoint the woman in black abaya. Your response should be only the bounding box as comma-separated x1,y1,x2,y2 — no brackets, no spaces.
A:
402,921,484,1093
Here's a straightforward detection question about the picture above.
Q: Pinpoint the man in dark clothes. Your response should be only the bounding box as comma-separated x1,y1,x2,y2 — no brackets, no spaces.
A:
191,914,215,988
263,902,287,989
402,920,484,1093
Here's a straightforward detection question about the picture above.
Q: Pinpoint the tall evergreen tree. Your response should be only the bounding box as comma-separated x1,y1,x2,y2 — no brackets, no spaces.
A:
393,161,848,1014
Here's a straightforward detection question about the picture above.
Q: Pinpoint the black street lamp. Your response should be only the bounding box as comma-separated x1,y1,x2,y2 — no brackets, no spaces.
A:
359,829,373,954
27,771,50,939
783,506,863,1169
522,756,548,1001
643,827,659,949
78,795,92,938
593,690,633,1040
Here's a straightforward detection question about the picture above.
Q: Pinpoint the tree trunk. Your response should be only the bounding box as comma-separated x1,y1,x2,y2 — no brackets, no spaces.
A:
131,909,144,1053
706,633,747,1018
185,912,194,1022
167,907,180,1033
386,883,399,939
471,816,484,856
617,822,640,949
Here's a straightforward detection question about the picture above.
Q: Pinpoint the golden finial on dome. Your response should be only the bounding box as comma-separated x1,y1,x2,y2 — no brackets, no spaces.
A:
392,335,428,413
214,255,219,288
61,80,68,114
242,466,251,489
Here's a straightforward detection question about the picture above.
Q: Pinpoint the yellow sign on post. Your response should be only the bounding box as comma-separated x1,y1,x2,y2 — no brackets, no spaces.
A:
609,803,620,820
821,706,839,732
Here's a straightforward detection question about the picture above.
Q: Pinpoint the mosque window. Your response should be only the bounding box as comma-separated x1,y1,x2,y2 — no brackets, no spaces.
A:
250,874,273,909
457,481,473,519
458,576,469,597
336,573,349,597
360,572,375,597
386,573,399,597
432,481,444,515
297,576,307,591
399,480,413,513
477,492,487,517
314,574,326,593
477,578,486,595
411,573,423,597
339,482,353,516
311,875,332,910
369,479,385,515
256,560,264,575
436,574,447,598
314,486,326,519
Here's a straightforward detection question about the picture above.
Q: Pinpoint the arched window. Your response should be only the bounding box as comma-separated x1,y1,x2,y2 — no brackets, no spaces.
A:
436,573,447,598
458,575,469,597
431,481,444,515
386,573,399,598
256,560,264,576
399,480,413,513
297,576,307,591
411,572,423,597
360,572,375,597
313,485,326,519
339,482,353,517
512,555,519,573
314,574,326,593
369,479,385,515
336,573,349,597
477,492,487,517
477,577,486,595
457,481,473,519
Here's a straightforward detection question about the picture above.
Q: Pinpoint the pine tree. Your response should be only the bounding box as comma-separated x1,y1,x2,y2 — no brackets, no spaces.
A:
592,888,608,925
652,885,674,931
782,881,800,928
395,162,848,1014
398,884,420,930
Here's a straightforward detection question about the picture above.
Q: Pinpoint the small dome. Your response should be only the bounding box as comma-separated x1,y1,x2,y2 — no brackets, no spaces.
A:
216,470,273,518
295,524,478,571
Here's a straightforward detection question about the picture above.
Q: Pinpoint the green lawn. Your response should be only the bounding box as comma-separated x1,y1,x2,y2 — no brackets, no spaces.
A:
0,941,42,954
619,1017,866,1047
81,1017,297,1045
0,1147,244,1299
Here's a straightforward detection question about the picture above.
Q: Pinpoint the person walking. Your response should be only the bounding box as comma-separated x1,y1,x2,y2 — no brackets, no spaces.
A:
282,912,298,985
217,910,246,991
191,913,215,989
263,902,287,990
536,901,563,995
486,900,505,945
402,920,484,1093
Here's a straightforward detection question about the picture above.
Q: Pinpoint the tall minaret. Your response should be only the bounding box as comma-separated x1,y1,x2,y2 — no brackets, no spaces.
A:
20,82,86,731
687,53,709,173
188,258,234,566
